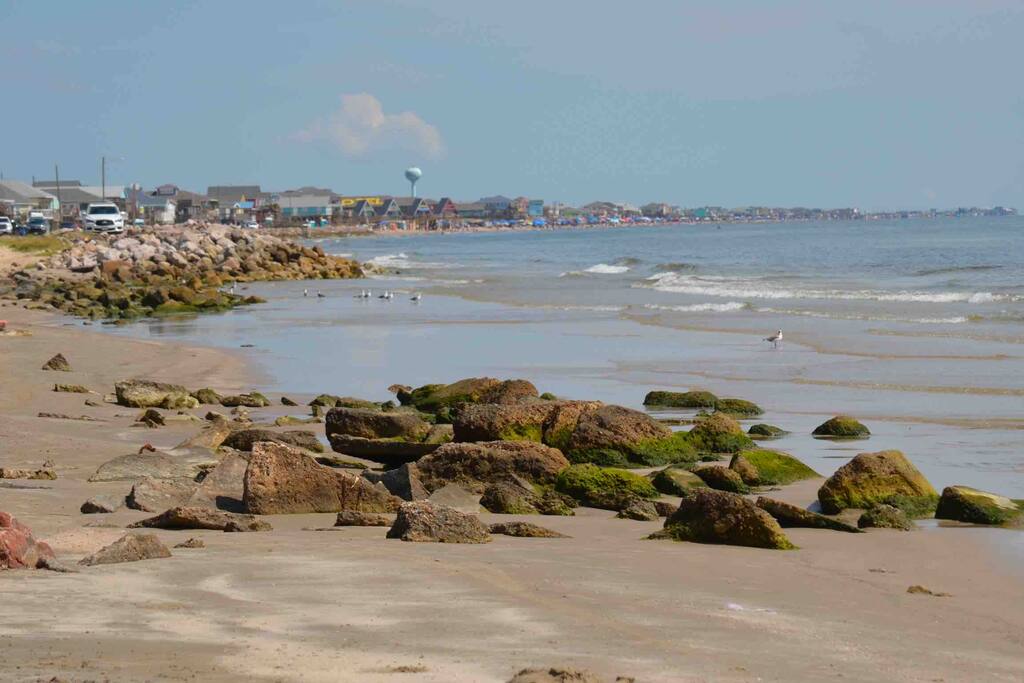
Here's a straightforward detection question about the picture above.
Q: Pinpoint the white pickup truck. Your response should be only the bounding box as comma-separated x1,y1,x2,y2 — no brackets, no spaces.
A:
82,203,125,234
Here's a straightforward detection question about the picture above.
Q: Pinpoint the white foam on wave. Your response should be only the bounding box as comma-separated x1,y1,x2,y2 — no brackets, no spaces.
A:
757,307,969,324
641,272,1015,304
644,302,747,313
365,252,453,269
584,263,631,274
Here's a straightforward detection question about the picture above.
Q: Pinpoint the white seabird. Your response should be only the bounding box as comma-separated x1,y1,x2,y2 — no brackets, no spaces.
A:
765,329,783,349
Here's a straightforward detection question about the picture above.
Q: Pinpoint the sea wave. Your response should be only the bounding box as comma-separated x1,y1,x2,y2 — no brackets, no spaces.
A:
914,264,1003,276
365,252,453,269
584,263,631,274
641,272,1017,304
655,262,697,272
757,307,969,324
643,302,748,313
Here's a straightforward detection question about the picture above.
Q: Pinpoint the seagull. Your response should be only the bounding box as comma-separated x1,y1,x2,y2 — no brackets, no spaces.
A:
410,293,422,302
303,288,309,297
765,329,783,349
317,290,326,298
379,290,389,299
354,289,366,299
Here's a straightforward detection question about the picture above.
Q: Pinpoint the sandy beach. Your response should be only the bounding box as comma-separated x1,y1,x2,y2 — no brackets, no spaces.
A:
2,298,1024,683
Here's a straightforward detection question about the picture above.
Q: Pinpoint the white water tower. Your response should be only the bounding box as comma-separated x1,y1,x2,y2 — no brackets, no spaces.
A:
404,167,422,198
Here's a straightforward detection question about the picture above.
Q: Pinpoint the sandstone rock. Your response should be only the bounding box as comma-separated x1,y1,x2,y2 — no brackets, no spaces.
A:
453,401,565,443
817,450,937,515
653,500,677,517
564,405,697,467
489,522,568,538
243,441,400,514
173,418,234,451
714,397,764,417
756,497,861,533
54,383,89,393
221,428,324,453
616,498,659,521
401,377,504,413
80,494,124,514
130,506,271,532
728,454,760,485
480,479,540,514
280,396,298,406
386,501,491,543
658,488,795,549
686,413,753,454
325,407,431,441
361,463,429,501
115,379,195,409
1,511,57,570
693,465,749,493
935,485,1024,526
136,408,165,428
220,392,271,408
554,464,658,511
732,449,819,486
78,533,171,566
535,490,578,516
0,468,56,480
478,379,540,404
187,452,249,512
858,504,914,530
643,390,718,408
41,353,71,371
175,538,205,548
649,466,707,496
191,387,222,405
812,415,870,438
416,441,569,493
334,510,392,527
127,478,198,512
327,434,441,467
428,484,483,513
90,450,212,482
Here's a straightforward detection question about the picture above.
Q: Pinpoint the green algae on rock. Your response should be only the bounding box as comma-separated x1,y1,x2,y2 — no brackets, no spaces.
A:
555,464,658,511
857,504,914,530
713,398,764,417
756,497,861,533
685,412,754,454
643,390,718,409
817,450,937,515
656,488,795,549
733,449,819,486
693,465,749,494
649,466,707,496
812,415,870,439
935,486,1024,526
747,423,787,440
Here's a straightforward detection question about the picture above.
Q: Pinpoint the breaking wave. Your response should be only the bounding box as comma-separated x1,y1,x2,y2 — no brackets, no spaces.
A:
914,264,1003,277
365,252,453,270
643,302,748,313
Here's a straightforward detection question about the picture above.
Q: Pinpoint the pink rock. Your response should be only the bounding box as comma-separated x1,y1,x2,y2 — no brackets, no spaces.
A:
0,511,56,570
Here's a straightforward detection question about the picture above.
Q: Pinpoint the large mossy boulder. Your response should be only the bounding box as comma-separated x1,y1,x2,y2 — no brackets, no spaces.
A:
115,379,196,409
685,413,754,454
401,377,534,415
563,405,697,467
812,415,870,439
325,407,431,442
643,390,718,409
554,464,658,511
416,441,569,494
453,401,571,443
935,486,1024,527
657,488,795,549
732,449,819,486
649,466,707,496
817,450,937,515
714,398,763,417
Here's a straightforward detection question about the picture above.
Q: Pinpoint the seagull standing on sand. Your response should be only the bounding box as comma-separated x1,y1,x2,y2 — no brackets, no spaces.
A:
410,292,422,302
765,329,783,349
317,290,326,298
303,288,308,297
379,290,389,300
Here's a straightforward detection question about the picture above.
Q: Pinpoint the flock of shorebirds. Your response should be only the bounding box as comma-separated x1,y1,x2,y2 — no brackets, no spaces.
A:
302,288,422,302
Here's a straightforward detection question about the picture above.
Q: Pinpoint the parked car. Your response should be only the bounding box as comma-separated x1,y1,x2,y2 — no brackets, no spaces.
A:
82,203,125,233
27,217,50,235
0,216,12,235
243,220,260,229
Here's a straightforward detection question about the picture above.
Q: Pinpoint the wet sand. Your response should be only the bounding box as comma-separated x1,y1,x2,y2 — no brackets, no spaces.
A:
2,303,1024,682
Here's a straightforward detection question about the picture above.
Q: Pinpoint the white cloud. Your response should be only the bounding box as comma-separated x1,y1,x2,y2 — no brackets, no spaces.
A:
294,93,444,159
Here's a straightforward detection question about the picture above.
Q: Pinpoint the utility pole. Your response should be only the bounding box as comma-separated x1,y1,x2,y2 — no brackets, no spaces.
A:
55,164,62,219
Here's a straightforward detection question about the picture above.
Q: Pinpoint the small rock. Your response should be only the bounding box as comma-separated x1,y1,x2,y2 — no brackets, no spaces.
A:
80,494,124,514
174,538,205,548
78,533,172,566
616,498,659,521
1,511,57,570
386,501,491,543
334,510,392,527
489,522,568,538
757,497,861,533
280,396,298,406
907,584,951,597
130,506,271,532
41,353,72,371
136,408,165,428
693,465,749,493
0,468,57,480
54,383,90,393
858,504,914,530
507,668,634,683
126,478,198,512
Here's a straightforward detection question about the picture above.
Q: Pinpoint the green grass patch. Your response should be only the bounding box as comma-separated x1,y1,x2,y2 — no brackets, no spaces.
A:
0,234,68,255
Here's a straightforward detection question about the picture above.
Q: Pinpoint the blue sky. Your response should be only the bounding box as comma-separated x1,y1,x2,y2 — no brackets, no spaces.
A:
2,0,1023,209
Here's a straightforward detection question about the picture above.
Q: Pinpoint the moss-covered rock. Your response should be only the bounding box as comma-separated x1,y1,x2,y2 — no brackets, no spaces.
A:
756,497,861,533
403,377,504,413
564,406,697,467
857,504,913,530
115,379,195,409
935,486,1024,527
693,466,749,493
616,498,659,521
53,383,90,393
747,423,786,440
191,387,222,405
480,481,539,515
657,488,795,549
649,466,707,496
714,398,763,417
733,449,819,486
817,450,937,515
554,464,658,511
685,413,754,454
643,390,718,409
728,454,760,485
417,441,569,494
534,490,577,516
812,415,870,439
220,392,271,408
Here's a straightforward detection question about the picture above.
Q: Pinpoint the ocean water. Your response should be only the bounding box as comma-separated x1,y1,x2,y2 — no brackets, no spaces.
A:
100,217,1024,501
